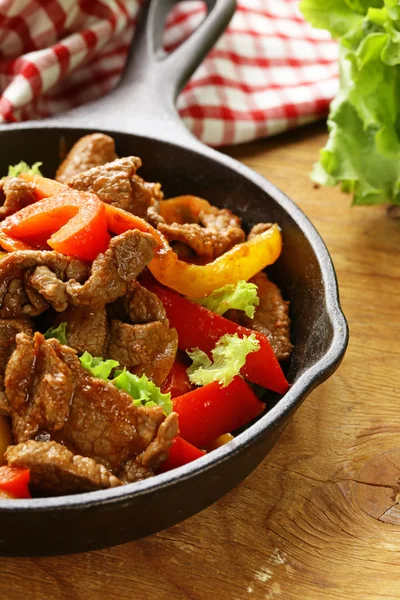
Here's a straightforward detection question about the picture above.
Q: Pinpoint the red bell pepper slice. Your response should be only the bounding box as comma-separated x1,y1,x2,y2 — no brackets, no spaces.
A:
158,436,205,473
18,173,164,252
143,278,289,394
0,190,110,261
0,466,31,499
161,359,194,398
172,376,265,448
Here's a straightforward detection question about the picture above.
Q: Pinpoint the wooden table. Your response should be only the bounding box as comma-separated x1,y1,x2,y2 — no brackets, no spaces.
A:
1,122,399,600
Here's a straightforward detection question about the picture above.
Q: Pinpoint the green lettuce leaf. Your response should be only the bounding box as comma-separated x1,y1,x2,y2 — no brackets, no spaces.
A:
187,333,260,388
300,0,400,206
191,281,259,319
79,352,172,414
6,161,43,178
113,368,172,415
43,322,68,345
79,351,119,380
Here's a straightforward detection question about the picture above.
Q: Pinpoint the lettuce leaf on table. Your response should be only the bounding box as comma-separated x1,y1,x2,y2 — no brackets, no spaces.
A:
300,0,400,206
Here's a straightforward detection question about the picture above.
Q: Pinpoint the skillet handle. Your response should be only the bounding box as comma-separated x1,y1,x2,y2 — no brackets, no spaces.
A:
45,0,236,147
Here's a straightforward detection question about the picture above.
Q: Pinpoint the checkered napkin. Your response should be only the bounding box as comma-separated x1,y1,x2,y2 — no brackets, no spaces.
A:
0,0,338,146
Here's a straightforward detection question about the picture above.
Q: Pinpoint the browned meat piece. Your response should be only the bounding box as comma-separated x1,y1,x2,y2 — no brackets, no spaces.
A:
56,133,118,183
229,271,292,361
118,413,178,482
158,204,245,261
125,281,168,325
130,174,163,220
6,333,178,473
68,157,163,221
0,319,32,416
68,156,140,211
5,440,122,496
28,266,69,312
137,412,178,468
66,230,156,310
107,320,178,387
247,223,273,239
6,333,73,442
118,459,153,483
0,177,36,220
0,251,89,318
56,306,108,356
107,281,168,325
0,231,155,317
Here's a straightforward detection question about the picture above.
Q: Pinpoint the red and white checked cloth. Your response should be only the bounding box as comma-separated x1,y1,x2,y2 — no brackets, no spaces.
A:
0,0,338,146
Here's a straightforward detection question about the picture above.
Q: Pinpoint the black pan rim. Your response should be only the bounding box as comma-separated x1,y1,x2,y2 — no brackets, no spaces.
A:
0,125,349,513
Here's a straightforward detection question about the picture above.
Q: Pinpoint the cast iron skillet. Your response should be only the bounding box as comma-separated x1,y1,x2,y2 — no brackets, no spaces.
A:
0,0,348,556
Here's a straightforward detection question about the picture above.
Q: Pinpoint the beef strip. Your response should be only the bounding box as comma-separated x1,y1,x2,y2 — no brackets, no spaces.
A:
107,320,178,387
158,204,245,260
228,271,292,361
0,251,89,318
0,177,37,220
6,332,74,442
247,223,273,239
68,157,163,223
136,412,178,468
0,230,155,317
56,133,118,183
28,266,69,312
65,230,156,310
118,459,153,483
5,333,179,473
0,319,32,416
117,412,178,482
57,282,175,384
124,281,168,325
5,440,122,495
56,306,108,356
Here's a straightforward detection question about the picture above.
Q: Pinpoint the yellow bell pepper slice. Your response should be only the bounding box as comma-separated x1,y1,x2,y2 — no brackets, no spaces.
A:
148,223,282,298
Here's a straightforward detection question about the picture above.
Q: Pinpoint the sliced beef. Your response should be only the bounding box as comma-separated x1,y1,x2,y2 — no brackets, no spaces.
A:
158,200,245,260
118,459,153,483
117,413,178,482
56,282,175,384
229,271,292,361
0,177,37,220
6,332,73,442
124,281,168,325
5,440,122,496
28,266,69,312
0,319,33,416
68,157,163,221
137,412,178,468
56,133,118,183
56,306,108,356
107,320,178,387
247,223,273,240
0,251,89,318
0,230,155,317
66,230,156,310
5,333,179,473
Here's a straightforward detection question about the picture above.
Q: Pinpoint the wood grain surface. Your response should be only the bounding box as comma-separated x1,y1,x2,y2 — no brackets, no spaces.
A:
1,122,399,600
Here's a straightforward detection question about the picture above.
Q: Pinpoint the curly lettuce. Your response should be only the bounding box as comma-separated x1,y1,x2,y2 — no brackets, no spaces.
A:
79,352,171,414
113,368,172,415
43,322,68,345
191,280,259,319
6,161,43,178
300,0,400,206
187,333,260,388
